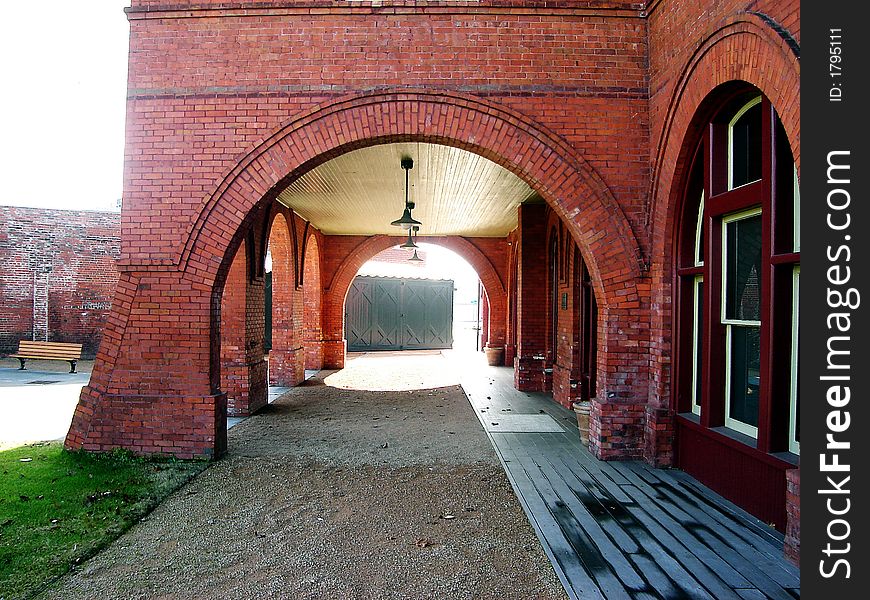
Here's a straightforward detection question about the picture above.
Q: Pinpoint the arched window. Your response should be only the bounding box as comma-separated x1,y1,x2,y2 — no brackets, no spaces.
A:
676,88,799,456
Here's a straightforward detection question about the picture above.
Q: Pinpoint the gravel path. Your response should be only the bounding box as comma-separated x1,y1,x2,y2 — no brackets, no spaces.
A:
41,353,567,599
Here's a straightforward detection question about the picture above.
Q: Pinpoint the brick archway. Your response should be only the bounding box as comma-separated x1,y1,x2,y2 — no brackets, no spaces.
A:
647,15,800,411
643,15,800,467
182,91,643,302
67,90,648,459
320,235,508,368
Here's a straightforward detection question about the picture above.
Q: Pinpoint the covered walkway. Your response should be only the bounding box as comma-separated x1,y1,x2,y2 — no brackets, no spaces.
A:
456,355,800,599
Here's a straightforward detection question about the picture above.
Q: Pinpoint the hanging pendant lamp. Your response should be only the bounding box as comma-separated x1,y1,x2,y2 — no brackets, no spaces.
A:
390,157,422,230
406,226,422,260
399,227,418,249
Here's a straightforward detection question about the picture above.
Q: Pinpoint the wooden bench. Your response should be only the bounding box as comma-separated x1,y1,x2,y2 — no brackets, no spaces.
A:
10,340,83,373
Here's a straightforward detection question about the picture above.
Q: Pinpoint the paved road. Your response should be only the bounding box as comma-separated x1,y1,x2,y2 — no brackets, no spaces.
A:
0,361,91,450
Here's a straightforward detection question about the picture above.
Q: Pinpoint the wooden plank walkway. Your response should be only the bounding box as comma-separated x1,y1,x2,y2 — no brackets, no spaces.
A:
457,361,800,600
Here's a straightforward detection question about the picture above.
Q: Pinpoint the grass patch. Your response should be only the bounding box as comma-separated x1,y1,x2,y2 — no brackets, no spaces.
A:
0,442,207,599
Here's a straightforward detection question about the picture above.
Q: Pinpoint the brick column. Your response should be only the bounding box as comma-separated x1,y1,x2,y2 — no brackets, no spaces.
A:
220,244,268,416
514,204,548,391
784,468,800,565
320,292,346,369
479,290,490,350
303,237,323,371
65,271,227,459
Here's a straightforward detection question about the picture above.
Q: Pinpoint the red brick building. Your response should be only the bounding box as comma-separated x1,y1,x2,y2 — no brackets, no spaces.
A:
0,207,120,358
63,0,800,560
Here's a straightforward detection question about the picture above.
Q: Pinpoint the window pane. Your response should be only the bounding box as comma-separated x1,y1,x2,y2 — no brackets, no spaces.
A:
790,268,800,454
692,280,704,415
725,214,762,321
695,191,705,266
729,325,760,428
730,101,763,189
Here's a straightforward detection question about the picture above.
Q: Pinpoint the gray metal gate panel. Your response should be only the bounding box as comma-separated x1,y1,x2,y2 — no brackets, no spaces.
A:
346,276,454,351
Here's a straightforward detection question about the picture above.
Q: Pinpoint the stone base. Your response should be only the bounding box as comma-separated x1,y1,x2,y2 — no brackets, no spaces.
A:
589,400,645,460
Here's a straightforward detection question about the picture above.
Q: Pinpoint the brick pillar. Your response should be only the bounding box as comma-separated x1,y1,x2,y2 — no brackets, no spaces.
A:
320,291,346,369
514,204,548,391
220,243,268,416
480,290,490,350
589,400,646,460
784,468,800,565
268,217,304,387
65,271,227,460
303,236,323,371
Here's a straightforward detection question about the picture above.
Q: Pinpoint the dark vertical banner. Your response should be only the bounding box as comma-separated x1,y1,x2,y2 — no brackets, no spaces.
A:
802,2,869,596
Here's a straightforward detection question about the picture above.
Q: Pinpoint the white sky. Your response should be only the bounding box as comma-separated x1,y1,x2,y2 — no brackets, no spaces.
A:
0,1,130,212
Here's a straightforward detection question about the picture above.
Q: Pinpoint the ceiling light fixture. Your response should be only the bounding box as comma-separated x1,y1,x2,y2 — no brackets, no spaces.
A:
407,226,423,261
390,157,422,230
399,225,419,249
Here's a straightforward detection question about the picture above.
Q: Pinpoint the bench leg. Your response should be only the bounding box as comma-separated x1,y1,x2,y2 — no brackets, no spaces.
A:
69,360,77,374
18,358,26,370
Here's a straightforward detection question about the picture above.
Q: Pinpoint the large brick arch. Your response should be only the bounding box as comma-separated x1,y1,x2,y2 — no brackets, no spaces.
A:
320,235,508,367
182,91,643,307
646,14,800,409
67,90,650,460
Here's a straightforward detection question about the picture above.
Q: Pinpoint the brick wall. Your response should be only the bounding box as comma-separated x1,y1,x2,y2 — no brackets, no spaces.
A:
118,1,650,266
0,206,119,358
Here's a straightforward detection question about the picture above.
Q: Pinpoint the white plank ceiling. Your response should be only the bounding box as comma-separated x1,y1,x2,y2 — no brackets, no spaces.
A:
276,143,539,237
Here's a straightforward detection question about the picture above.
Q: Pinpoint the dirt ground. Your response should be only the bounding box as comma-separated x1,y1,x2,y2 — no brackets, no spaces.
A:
40,352,568,599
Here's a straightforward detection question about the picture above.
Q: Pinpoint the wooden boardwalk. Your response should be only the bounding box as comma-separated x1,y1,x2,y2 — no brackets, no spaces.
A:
458,362,800,600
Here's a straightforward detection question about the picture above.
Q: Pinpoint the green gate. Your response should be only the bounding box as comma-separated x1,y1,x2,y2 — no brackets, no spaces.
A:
345,276,454,351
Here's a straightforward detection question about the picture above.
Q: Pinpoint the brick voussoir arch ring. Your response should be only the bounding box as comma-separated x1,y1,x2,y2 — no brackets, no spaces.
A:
644,13,799,403
648,13,800,234
327,235,506,309
181,90,643,307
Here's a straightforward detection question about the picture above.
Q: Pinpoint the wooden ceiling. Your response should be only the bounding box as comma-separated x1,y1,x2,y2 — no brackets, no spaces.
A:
276,143,539,237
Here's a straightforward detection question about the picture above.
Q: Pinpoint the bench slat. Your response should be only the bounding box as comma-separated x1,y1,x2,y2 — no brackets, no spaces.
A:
17,342,82,350
12,341,83,361
12,352,82,359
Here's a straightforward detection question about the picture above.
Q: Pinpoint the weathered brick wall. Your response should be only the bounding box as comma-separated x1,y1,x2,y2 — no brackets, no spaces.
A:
0,206,120,358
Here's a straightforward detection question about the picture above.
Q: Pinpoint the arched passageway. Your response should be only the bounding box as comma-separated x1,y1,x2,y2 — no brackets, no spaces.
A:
321,234,510,369
60,0,802,567
66,92,645,463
